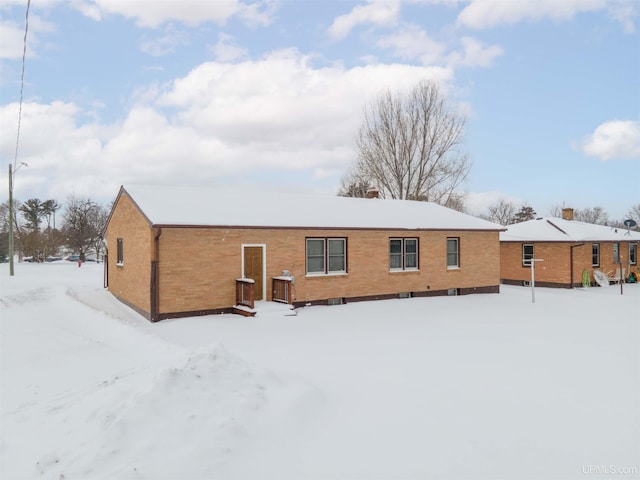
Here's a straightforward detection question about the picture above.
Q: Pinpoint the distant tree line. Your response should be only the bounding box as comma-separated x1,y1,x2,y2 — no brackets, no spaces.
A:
479,200,640,229
0,195,111,263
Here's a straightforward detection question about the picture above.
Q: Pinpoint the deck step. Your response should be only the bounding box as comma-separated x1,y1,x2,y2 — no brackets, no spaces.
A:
233,305,256,317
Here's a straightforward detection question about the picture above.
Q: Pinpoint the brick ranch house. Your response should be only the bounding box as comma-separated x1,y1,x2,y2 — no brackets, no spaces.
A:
104,185,505,321
500,209,640,288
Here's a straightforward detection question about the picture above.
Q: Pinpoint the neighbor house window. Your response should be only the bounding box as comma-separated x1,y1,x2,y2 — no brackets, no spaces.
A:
306,238,347,275
446,238,459,269
522,244,534,266
630,243,637,265
592,243,600,267
613,243,619,263
116,238,124,265
390,238,418,271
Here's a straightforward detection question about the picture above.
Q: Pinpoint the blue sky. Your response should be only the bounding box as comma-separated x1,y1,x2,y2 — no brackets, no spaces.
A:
0,0,638,220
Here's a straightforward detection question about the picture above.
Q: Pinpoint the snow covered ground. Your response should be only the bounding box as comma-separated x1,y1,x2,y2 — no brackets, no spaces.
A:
1,261,638,480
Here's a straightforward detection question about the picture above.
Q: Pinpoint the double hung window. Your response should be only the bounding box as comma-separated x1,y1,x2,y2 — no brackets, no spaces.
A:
390,238,418,271
447,238,459,269
629,243,637,265
306,238,347,275
522,244,534,267
591,244,600,267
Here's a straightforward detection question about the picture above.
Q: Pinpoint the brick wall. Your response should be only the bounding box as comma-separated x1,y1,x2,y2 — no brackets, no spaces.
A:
156,227,500,315
500,241,639,286
105,192,155,318
596,241,639,280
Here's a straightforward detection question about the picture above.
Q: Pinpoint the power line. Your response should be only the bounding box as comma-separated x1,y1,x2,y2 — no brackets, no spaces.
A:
13,0,31,172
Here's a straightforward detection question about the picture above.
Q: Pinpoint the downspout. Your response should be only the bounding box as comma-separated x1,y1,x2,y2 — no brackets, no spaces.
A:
570,243,585,288
103,250,109,288
151,228,162,322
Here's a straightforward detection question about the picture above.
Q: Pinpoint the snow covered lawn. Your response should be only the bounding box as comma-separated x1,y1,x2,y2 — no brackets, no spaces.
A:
1,262,638,479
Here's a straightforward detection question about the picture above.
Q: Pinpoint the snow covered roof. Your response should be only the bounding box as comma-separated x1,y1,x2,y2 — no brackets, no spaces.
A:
120,185,503,231
500,217,640,242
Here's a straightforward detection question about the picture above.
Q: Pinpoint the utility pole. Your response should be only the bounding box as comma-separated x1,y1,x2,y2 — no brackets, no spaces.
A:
8,164,14,276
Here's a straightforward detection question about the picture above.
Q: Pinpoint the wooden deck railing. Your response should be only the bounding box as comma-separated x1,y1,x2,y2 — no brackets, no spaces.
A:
272,276,293,304
235,278,255,309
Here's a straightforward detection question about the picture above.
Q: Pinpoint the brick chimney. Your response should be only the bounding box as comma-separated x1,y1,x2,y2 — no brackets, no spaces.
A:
562,208,574,221
366,187,379,199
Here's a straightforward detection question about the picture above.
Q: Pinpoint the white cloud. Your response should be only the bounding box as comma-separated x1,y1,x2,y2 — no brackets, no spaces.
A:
447,36,502,67
0,20,26,60
210,33,248,62
237,0,278,28
608,2,638,33
0,15,56,60
580,120,640,161
457,0,605,29
376,24,446,64
0,101,112,200
328,0,401,40
70,0,102,22
377,26,502,68
154,49,452,156
465,191,523,216
0,50,453,202
139,25,191,57
74,0,275,28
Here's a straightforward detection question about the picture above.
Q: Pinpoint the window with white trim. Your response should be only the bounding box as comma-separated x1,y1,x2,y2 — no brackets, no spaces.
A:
613,243,619,263
306,238,347,275
522,244,534,267
630,243,637,265
390,238,418,271
446,238,459,268
116,238,124,265
591,243,600,267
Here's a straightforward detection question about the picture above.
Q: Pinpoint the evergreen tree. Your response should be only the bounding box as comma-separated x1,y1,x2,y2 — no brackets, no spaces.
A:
512,204,536,223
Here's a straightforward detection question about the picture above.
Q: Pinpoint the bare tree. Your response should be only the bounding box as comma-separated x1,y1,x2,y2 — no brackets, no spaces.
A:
575,206,609,225
0,203,10,262
63,195,108,262
481,199,519,225
349,80,470,205
547,202,570,218
89,204,110,262
625,203,640,230
442,192,467,213
1,200,21,261
337,166,372,198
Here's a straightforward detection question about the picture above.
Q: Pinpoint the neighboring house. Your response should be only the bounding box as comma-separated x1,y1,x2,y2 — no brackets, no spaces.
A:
104,185,504,321
501,209,640,288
